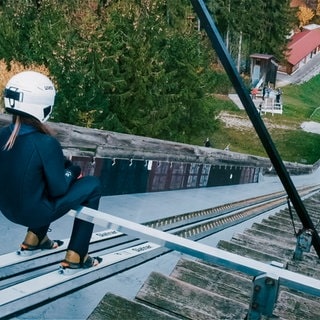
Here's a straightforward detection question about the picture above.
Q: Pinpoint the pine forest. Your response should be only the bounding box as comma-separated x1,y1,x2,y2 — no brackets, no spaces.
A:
0,0,318,143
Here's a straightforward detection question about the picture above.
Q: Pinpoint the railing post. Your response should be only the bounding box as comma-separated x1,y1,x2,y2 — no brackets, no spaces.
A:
293,229,313,260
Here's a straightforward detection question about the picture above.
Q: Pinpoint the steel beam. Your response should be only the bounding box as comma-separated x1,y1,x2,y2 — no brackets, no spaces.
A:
189,0,320,257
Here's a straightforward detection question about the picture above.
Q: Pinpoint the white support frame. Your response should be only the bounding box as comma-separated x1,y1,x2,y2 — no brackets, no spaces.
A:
69,206,320,299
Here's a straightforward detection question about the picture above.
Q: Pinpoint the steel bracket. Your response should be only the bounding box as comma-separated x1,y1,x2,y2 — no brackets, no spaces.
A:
247,273,279,320
293,229,313,260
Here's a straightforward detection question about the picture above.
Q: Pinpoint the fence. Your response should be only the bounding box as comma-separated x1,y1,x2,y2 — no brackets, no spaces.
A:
72,156,261,196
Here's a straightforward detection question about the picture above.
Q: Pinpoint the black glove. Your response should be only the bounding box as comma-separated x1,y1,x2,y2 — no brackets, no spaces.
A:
65,165,81,185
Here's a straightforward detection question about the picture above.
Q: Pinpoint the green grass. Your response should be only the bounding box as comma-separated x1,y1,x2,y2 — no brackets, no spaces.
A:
194,75,320,164
310,107,320,121
271,129,320,164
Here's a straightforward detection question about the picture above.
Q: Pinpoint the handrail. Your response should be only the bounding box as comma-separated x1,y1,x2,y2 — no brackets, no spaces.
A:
69,206,320,298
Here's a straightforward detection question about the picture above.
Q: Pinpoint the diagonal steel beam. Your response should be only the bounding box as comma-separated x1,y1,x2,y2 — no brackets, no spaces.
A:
190,0,320,257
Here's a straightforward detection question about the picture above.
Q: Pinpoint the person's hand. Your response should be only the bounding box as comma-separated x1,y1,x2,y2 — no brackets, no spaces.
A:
65,165,81,183
67,165,81,178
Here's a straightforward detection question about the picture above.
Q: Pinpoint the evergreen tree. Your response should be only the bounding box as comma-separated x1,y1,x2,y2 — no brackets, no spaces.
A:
208,0,297,66
102,0,220,142
256,0,297,60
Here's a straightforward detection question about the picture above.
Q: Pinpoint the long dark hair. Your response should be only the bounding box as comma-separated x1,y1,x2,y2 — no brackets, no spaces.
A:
3,115,54,150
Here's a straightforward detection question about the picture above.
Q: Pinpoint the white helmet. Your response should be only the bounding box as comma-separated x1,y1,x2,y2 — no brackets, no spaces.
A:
4,71,56,123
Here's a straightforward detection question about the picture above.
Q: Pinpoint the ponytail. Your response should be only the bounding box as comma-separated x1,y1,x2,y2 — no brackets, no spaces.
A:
3,116,21,150
3,115,54,151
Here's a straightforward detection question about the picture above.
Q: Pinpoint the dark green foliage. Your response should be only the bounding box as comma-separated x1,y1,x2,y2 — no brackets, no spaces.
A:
208,0,297,66
0,0,226,143
0,0,293,144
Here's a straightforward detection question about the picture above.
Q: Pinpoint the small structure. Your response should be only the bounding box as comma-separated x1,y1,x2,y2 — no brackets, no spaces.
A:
280,25,320,74
250,54,278,88
248,86,283,115
259,87,283,115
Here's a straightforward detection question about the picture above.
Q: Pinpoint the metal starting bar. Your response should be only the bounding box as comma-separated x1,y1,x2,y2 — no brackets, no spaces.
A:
70,206,320,299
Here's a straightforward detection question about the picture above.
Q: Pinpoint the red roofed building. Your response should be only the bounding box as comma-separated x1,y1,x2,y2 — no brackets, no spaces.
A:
280,25,320,74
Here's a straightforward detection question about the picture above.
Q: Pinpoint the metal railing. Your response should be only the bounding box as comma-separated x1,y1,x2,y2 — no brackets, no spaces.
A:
70,206,320,319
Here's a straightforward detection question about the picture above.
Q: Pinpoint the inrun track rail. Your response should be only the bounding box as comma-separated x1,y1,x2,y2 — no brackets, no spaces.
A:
1,186,319,318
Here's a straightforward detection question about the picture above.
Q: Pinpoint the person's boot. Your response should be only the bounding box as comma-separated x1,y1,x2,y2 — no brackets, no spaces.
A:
18,231,63,256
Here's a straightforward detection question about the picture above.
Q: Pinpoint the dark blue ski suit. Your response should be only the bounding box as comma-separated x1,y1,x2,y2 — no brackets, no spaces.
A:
0,123,101,258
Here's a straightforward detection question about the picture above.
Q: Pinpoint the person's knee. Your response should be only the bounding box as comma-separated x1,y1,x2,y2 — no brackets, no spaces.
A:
78,176,102,208
89,176,102,196
79,176,101,194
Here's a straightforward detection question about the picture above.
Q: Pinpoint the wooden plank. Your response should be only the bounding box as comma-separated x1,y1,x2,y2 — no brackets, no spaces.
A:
242,228,296,247
287,259,320,279
230,232,295,259
274,290,320,319
251,222,296,239
170,258,251,304
259,218,303,233
217,240,286,265
88,293,180,320
136,271,248,320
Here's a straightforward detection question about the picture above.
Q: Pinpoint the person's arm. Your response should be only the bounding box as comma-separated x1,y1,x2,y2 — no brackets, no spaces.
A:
37,136,80,198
